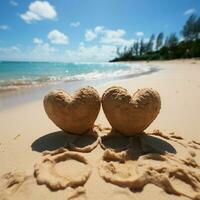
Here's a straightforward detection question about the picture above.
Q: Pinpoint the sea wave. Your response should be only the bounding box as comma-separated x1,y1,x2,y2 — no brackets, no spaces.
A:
0,64,159,92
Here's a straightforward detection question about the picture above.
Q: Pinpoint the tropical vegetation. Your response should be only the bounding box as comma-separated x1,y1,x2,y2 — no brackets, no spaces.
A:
110,14,200,62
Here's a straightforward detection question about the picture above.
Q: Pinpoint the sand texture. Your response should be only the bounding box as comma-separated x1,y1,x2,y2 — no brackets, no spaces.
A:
102,87,161,136
0,171,86,200
34,148,92,190
0,59,200,200
43,87,101,134
0,126,200,199
99,128,200,200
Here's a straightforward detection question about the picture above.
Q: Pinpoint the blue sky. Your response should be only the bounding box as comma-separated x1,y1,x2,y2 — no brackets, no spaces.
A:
0,0,199,62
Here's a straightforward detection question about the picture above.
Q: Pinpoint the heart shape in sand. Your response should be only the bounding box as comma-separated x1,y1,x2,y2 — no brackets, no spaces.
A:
102,87,161,136
44,87,101,134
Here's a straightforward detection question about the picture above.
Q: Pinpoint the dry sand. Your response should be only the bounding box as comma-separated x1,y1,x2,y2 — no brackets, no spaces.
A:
0,59,200,200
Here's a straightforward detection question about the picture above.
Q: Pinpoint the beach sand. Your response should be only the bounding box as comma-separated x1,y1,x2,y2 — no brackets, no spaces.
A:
0,59,200,200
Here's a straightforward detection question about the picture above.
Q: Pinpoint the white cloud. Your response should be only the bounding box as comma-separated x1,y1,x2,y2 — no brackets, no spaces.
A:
85,30,97,41
20,1,57,23
100,29,133,46
48,29,69,45
0,25,137,62
33,37,43,45
11,46,21,52
184,8,196,16
32,45,58,61
105,29,126,38
135,32,144,37
65,43,116,62
0,25,9,30
10,1,18,6
80,26,137,60
70,21,80,27
33,42,58,53
0,46,21,54
29,42,58,60
0,46,20,52
0,46,22,61
0,43,59,61
100,37,134,46
85,26,133,46
19,43,58,61
94,26,105,33
0,43,117,62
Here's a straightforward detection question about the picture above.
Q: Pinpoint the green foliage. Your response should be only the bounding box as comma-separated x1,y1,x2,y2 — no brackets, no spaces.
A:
165,33,178,48
140,39,145,56
146,34,155,52
182,14,200,41
133,41,139,56
156,32,164,51
110,14,200,62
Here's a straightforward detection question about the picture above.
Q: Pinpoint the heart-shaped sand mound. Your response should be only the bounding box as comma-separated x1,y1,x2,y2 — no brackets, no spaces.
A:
44,87,101,134
102,87,161,136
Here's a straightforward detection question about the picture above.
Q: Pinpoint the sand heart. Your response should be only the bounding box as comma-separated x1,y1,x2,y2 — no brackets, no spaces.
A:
102,87,161,136
43,87,101,134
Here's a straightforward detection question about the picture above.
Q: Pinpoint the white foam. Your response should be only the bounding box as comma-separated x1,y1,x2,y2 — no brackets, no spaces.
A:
0,63,159,92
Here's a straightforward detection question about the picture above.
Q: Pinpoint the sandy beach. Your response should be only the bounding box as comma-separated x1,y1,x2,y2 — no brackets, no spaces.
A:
0,59,200,200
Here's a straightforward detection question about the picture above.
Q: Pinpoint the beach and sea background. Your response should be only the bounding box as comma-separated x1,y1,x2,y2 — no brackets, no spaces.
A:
0,61,158,91
0,61,159,109
1,58,200,200
1,0,200,199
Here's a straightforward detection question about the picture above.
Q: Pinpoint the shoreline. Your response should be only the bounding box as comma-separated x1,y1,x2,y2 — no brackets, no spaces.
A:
0,63,160,111
1,59,200,140
97,59,200,140
0,61,155,94
0,59,200,199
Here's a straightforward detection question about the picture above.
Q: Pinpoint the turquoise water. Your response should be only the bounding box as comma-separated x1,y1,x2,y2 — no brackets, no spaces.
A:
0,61,158,91
0,61,160,109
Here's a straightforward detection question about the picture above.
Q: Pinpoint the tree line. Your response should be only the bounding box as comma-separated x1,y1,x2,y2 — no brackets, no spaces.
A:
110,14,200,62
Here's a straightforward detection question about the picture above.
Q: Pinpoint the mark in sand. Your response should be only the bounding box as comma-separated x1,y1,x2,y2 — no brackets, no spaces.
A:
0,171,87,199
98,128,200,200
34,148,92,191
14,134,21,140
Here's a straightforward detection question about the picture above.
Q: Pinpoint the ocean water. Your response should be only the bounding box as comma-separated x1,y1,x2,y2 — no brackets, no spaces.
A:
0,61,158,92
0,61,160,110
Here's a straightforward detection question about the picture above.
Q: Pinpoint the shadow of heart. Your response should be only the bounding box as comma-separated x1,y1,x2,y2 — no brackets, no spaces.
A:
99,129,176,155
31,128,99,153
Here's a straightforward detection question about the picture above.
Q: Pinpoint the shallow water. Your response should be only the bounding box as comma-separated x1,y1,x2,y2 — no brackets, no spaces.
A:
0,61,158,90
0,61,160,110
